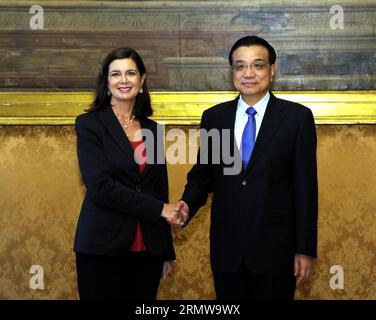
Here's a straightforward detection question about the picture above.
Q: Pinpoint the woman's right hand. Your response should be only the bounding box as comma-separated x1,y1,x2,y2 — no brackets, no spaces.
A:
161,203,184,226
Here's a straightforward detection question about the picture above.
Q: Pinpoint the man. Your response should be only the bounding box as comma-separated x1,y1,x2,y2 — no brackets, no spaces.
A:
175,36,318,300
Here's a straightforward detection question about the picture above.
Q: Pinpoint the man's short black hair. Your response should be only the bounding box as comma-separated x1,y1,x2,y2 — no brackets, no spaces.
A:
229,36,277,66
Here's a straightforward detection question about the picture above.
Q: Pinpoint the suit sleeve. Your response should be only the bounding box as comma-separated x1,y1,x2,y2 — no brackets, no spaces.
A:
181,110,213,217
75,114,164,223
161,156,176,261
293,108,318,258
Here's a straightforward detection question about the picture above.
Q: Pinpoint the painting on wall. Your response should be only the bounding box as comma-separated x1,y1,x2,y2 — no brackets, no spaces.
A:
0,1,375,91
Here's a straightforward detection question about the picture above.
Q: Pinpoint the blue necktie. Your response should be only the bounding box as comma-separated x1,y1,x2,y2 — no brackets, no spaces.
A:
241,107,257,168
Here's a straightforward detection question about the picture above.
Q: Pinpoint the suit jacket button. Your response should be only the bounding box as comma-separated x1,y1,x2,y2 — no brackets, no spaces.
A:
136,185,141,192
242,180,247,186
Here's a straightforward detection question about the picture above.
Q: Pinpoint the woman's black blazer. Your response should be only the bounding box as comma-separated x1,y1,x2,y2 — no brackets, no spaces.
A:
73,107,175,260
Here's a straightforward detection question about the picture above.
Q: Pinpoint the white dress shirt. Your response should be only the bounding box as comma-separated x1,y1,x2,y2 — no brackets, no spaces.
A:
234,92,270,151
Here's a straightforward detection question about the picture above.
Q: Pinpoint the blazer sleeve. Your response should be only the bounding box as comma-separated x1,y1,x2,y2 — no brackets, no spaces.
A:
293,108,318,258
181,110,213,217
162,161,175,261
75,114,164,224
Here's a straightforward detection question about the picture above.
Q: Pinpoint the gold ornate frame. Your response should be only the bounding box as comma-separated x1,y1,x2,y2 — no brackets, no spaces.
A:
0,91,375,125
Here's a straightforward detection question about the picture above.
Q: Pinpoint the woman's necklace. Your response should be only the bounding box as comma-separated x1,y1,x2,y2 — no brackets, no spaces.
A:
113,109,136,137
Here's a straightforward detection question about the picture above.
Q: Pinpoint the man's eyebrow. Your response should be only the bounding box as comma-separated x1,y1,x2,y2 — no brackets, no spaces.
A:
234,58,265,63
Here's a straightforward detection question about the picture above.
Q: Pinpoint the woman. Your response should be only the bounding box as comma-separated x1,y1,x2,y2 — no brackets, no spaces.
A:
74,47,179,300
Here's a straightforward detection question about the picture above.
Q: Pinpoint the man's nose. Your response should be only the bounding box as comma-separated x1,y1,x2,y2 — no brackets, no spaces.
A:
244,65,256,77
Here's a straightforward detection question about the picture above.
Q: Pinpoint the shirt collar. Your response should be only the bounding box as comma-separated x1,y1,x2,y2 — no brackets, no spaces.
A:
238,91,270,117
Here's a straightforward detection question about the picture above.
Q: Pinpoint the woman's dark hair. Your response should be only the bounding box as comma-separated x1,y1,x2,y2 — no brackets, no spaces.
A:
87,47,152,118
228,36,276,66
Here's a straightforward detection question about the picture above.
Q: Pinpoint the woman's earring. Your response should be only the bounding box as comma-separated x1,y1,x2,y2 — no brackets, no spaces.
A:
139,88,143,94
107,90,111,96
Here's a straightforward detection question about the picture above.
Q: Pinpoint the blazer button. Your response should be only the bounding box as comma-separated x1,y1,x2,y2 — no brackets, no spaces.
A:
136,185,141,192
242,180,247,186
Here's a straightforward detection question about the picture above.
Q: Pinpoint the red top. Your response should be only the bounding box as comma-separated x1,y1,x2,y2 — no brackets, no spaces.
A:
129,140,147,252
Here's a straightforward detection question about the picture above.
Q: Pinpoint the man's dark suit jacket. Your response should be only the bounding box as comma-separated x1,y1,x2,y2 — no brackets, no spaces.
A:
73,107,175,261
182,92,318,275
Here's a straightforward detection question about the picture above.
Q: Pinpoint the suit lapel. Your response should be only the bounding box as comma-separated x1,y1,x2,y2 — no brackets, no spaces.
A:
222,97,239,160
244,92,287,175
97,107,139,173
139,117,158,179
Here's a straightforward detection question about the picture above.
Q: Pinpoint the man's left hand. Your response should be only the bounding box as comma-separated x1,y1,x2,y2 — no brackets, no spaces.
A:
294,254,314,285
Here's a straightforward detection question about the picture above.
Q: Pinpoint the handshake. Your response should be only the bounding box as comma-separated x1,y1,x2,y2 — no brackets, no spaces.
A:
161,200,190,227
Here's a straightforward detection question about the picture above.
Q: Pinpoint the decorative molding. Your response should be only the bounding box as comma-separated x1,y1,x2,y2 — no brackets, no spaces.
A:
0,91,375,125
1,2,375,34
3,1,375,9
